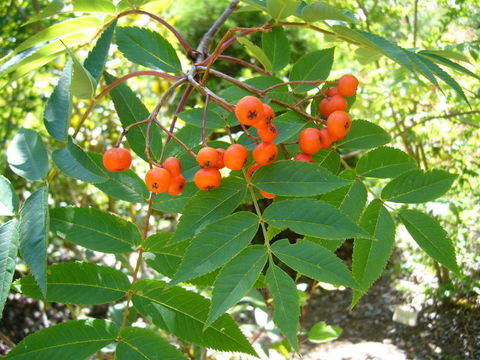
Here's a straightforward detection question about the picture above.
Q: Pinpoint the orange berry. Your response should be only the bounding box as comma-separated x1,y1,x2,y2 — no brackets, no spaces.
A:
163,157,181,176
259,190,276,199
168,174,186,195
257,123,278,142
224,144,248,170
293,153,314,162
234,96,264,126
215,148,225,169
326,87,339,97
247,162,262,179
194,167,222,190
145,168,171,193
319,128,335,148
253,142,278,165
197,147,219,168
338,74,359,97
326,111,352,141
319,95,347,118
255,104,275,129
298,128,321,155
102,148,132,172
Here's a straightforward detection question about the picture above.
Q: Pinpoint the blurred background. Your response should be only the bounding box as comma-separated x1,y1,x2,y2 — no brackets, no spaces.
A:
0,0,479,359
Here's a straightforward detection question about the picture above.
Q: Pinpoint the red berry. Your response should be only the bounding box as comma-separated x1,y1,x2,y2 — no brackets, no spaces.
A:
197,147,219,168
247,162,262,179
319,95,347,118
163,157,181,176
255,103,275,129
224,144,248,170
338,75,359,97
319,128,334,148
145,168,171,193
194,167,222,190
259,190,276,199
326,111,352,140
326,87,339,97
257,124,278,142
102,148,132,172
253,142,278,165
298,128,321,155
234,96,264,126
215,148,225,169
168,175,186,195
293,153,314,162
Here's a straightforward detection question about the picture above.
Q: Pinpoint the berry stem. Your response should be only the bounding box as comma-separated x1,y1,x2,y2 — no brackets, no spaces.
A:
160,85,194,163
119,192,156,332
115,119,150,147
153,119,197,158
188,75,235,111
216,55,271,75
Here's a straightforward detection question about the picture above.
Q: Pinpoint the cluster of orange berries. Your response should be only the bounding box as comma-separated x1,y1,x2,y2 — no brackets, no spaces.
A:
102,74,358,198
298,74,358,157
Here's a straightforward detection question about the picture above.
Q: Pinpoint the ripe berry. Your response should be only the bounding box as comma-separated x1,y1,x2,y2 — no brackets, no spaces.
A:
257,124,278,142
253,142,278,165
247,162,262,179
326,87,339,97
145,168,171,193
338,74,359,97
102,148,132,172
327,111,352,141
215,148,225,169
224,144,248,170
163,157,181,176
319,95,347,118
168,175,186,195
255,103,275,129
293,153,314,162
234,96,264,126
259,190,276,199
298,128,321,155
319,128,334,148
194,167,222,190
197,147,219,168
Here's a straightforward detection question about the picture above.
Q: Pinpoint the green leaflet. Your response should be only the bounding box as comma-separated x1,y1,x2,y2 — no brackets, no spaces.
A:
170,176,247,244
170,212,259,285
0,176,19,216
132,280,257,356
7,128,49,181
266,0,301,21
0,220,19,317
321,177,367,223
312,149,341,174
289,48,335,92
52,137,108,184
153,183,199,213
15,262,130,305
4,319,118,360
263,198,373,240
399,209,459,273
266,264,300,351
237,37,273,72
19,186,49,297
207,245,268,327
262,27,290,71
84,20,116,83
356,146,417,178
43,59,72,141
337,120,391,150
381,169,457,203
116,26,182,73
50,206,141,253
272,239,359,289
352,200,395,306
73,0,116,13
252,160,350,197
116,327,187,360
301,2,356,22
308,321,343,344
66,47,97,99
